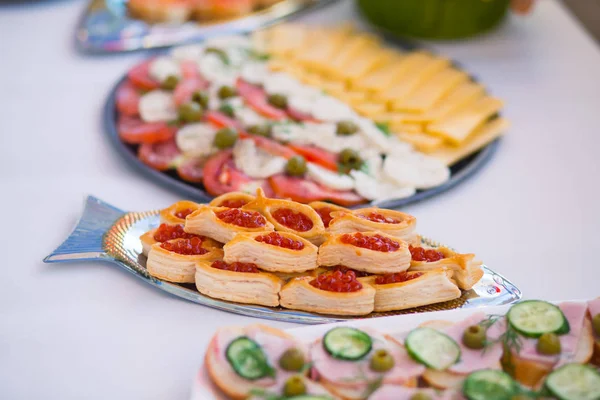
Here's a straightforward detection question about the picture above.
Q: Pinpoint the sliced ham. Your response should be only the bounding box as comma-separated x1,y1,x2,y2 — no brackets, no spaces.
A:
517,301,588,367
371,384,457,400
588,298,600,319
310,328,425,389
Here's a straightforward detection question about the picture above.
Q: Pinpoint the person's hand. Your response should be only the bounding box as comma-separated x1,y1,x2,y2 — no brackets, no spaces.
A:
511,0,535,15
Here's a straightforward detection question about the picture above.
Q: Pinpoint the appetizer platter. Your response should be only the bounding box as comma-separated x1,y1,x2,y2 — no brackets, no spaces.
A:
76,0,336,52
192,298,600,399
44,194,520,323
107,24,507,208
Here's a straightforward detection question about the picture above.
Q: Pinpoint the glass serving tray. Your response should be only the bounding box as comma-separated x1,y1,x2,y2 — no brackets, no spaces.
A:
44,196,521,324
76,0,338,52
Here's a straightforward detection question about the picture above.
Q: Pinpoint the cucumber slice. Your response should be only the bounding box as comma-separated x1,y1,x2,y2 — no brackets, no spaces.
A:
463,369,517,400
545,363,600,400
405,327,461,370
226,336,274,380
507,300,570,338
323,327,372,361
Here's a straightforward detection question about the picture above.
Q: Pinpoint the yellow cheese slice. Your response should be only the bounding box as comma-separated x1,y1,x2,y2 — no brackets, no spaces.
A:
352,51,430,93
264,24,308,57
425,82,485,122
321,80,348,98
391,121,424,134
295,25,354,72
340,47,396,82
379,57,451,103
427,96,504,144
325,34,381,76
430,117,509,166
393,68,468,113
396,132,444,153
354,102,388,119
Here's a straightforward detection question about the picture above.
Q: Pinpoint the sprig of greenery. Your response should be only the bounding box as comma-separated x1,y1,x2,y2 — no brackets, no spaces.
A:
477,314,522,374
375,122,391,137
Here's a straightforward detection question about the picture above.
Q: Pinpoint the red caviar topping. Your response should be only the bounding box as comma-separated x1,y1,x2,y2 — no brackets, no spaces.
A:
409,245,445,262
219,199,249,208
359,212,401,224
315,207,335,228
174,208,195,219
326,265,371,278
272,208,314,232
160,237,208,255
310,270,363,292
211,260,259,273
153,224,198,242
375,271,424,285
255,232,304,250
340,233,400,252
215,208,266,228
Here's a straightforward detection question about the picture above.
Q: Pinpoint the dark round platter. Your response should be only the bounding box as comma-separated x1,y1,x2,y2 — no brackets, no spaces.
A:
104,73,500,209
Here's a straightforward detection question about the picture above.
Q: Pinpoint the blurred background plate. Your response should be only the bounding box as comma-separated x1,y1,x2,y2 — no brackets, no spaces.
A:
76,0,338,53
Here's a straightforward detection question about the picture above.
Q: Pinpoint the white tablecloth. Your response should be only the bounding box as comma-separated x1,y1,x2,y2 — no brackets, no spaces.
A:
1,0,599,398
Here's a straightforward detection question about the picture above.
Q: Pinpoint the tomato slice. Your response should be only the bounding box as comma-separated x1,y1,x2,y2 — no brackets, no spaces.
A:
173,77,209,107
177,157,205,183
205,110,245,131
202,150,274,196
138,138,181,171
118,116,175,144
287,107,318,122
269,174,366,207
236,79,287,120
248,134,298,159
127,60,159,91
287,144,338,172
116,80,141,117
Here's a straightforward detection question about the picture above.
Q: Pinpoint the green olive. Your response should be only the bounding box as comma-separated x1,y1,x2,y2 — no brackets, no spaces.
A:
219,104,235,118
191,91,209,109
213,128,238,149
247,124,271,137
218,85,237,100
161,75,179,90
267,93,288,109
285,156,307,177
369,349,395,372
279,348,305,372
283,376,306,397
462,324,486,350
536,333,561,355
339,148,363,170
409,393,432,400
336,120,359,136
178,102,203,123
593,314,600,336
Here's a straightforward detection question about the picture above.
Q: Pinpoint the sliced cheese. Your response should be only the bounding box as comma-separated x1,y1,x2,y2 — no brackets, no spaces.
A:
295,25,354,72
306,163,354,191
390,122,424,134
430,117,509,166
379,57,451,103
339,47,395,82
393,68,468,113
395,132,444,153
264,24,309,57
354,102,388,119
425,82,485,122
352,51,430,93
325,34,381,76
427,96,504,144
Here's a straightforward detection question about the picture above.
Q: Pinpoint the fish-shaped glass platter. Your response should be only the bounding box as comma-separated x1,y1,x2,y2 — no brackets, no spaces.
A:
76,0,338,53
44,196,521,324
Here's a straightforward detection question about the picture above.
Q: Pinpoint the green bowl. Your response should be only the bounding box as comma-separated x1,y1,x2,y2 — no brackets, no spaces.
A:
356,0,510,40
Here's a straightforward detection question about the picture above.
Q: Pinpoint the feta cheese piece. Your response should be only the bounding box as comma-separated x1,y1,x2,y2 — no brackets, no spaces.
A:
306,163,354,191
139,90,177,122
351,170,416,201
198,53,238,87
311,96,356,122
233,139,287,179
148,57,181,83
383,153,450,190
240,62,271,86
175,123,218,157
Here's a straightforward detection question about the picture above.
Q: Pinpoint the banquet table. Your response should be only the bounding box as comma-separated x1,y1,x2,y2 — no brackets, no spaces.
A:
1,0,599,399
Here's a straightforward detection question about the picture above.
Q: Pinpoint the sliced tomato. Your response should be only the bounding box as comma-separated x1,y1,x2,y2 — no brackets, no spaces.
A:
269,174,366,207
248,134,298,159
205,110,245,131
236,79,287,120
118,116,175,144
177,157,205,183
202,150,274,196
287,107,318,122
116,80,141,117
287,144,338,172
127,60,159,91
138,138,181,171
173,77,209,106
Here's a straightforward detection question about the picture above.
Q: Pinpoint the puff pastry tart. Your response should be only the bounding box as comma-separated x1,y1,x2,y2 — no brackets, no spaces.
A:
328,207,418,244
195,259,282,307
160,200,201,225
318,232,411,274
279,272,375,316
360,269,461,312
243,189,326,245
223,231,318,273
308,201,349,228
139,223,222,256
205,324,307,400
146,237,223,283
407,244,483,290
184,205,274,243
209,191,256,209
